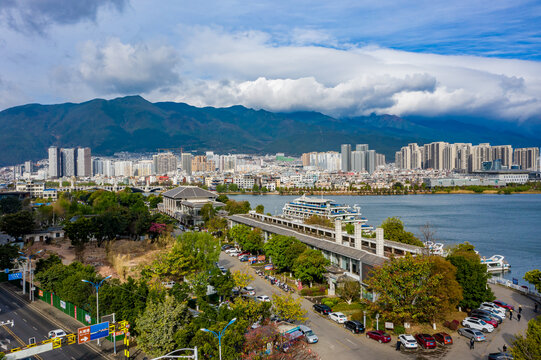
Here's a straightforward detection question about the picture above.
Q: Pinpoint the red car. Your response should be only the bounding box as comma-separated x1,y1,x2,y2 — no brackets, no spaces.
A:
366,330,391,343
433,332,453,345
493,300,514,311
470,316,498,328
238,252,251,257
415,334,437,349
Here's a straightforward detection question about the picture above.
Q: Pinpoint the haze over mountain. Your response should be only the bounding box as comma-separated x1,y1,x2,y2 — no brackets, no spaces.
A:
0,95,539,167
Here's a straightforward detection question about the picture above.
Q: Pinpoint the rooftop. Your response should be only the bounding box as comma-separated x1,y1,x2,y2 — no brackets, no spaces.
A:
162,186,218,200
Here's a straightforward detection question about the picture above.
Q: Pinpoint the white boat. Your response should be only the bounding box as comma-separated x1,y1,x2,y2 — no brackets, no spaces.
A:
282,195,371,227
424,241,446,256
481,255,510,272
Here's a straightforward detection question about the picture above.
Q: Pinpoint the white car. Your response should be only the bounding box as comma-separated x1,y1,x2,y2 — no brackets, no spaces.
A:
329,312,347,324
225,248,240,254
398,334,418,349
241,286,256,296
256,295,270,302
228,250,240,257
462,317,494,333
48,329,67,339
480,303,506,317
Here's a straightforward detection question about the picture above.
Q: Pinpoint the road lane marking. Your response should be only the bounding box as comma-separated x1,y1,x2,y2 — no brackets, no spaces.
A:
22,318,27,322
33,326,38,331
336,339,352,350
345,338,356,346
1,324,44,360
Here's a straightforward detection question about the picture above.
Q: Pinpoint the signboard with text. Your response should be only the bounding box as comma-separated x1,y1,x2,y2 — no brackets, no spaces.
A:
8,272,22,280
77,326,90,344
90,322,109,341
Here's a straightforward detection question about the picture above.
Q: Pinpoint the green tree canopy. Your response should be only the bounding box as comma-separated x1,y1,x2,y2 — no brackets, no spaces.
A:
200,203,217,222
0,244,20,269
524,270,541,293
264,235,306,273
304,215,333,228
136,295,192,357
336,279,361,304
272,293,307,323
0,196,22,214
255,204,264,214
512,316,541,360
293,248,328,285
447,242,494,310
225,200,251,215
0,210,35,239
63,217,94,248
380,217,424,247
366,253,443,323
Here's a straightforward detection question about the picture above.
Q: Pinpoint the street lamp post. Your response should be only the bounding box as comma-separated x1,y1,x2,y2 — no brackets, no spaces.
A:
200,318,236,360
82,275,111,345
19,250,42,301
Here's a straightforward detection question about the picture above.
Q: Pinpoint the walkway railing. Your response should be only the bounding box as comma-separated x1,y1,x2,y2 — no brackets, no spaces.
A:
488,278,541,302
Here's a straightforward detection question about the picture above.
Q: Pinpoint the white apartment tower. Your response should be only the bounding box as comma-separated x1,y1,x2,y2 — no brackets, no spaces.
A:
77,147,92,177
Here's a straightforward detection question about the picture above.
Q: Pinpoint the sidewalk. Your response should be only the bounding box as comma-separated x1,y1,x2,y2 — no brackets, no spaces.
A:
3,283,147,360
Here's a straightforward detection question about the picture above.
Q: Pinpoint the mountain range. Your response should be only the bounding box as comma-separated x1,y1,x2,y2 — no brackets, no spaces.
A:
0,95,539,167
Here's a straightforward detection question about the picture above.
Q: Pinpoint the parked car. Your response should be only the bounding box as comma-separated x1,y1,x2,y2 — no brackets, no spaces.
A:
415,334,437,349
487,352,514,360
366,330,391,343
225,247,238,254
398,334,418,349
480,304,506,317
433,332,453,345
477,308,505,322
232,287,240,296
462,317,494,333
239,255,249,262
471,309,503,324
241,286,256,296
493,300,514,311
256,295,271,302
48,329,67,339
312,303,332,315
329,312,347,323
457,328,486,342
221,244,232,251
344,320,365,334
470,315,498,328
298,325,318,344
239,252,251,257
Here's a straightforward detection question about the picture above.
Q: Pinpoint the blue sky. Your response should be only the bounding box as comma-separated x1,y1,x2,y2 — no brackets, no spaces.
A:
0,0,540,122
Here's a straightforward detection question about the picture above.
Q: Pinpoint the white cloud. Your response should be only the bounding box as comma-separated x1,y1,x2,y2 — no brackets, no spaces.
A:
78,38,180,94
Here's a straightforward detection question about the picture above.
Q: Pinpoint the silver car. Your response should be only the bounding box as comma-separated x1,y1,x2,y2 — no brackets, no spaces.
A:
458,328,486,342
298,325,318,344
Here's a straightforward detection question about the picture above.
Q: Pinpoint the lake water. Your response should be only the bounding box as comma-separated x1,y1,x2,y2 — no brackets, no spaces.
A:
231,194,541,287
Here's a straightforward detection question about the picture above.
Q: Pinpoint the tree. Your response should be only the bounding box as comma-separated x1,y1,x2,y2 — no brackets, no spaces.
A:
136,296,192,357
0,244,19,269
35,253,62,274
524,270,541,293
429,256,463,316
216,184,228,193
293,249,328,285
419,222,437,244
225,200,251,215
264,235,306,273
344,223,354,235
365,253,443,323
272,293,307,323
0,196,22,214
512,316,541,360
209,269,235,301
148,195,163,209
336,279,361,304
255,204,265,214
447,242,494,310
380,217,424,247
216,194,229,203
229,224,252,247
232,270,254,289
0,210,35,239
304,215,333,228
243,229,264,254
63,217,94,248
200,203,216,222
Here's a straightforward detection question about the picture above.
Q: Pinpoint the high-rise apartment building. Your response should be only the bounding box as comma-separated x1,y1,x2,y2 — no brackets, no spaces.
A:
24,161,34,174
153,152,177,174
61,148,77,177
470,143,492,172
514,147,540,171
351,150,366,172
341,144,351,172
114,161,133,177
181,153,193,175
356,144,369,152
365,150,376,174
77,147,92,177
48,146,61,178
492,145,513,167
191,155,215,172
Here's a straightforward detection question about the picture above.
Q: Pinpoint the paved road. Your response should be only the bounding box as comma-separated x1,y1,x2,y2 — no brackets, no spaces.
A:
0,285,104,360
220,252,535,360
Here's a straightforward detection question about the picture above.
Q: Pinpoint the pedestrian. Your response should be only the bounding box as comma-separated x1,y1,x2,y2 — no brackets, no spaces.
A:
535,303,538,313
503,344,507,352
509,308,513,320
470,337,475,350
517,313,521,322
396,340,401,351
519,305,522,314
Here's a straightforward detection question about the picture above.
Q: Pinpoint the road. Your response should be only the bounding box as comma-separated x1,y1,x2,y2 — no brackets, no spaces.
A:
0,285,104,360
220,252,534,360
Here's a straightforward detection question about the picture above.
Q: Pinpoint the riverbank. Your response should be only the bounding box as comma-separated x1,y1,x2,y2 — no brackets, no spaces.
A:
220,189,541,196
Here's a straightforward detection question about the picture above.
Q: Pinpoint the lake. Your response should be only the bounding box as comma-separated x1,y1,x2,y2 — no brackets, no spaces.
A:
231,194,541,287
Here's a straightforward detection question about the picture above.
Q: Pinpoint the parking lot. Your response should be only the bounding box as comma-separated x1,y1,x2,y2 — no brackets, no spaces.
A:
220,250,535,359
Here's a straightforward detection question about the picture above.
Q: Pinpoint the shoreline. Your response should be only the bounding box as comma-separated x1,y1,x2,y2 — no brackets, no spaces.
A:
224,190,541,196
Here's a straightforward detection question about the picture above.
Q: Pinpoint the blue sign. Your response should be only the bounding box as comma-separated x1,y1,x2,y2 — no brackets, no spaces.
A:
90,321,109,341
4,268,9,274
8,272,22,280
513,278,518,285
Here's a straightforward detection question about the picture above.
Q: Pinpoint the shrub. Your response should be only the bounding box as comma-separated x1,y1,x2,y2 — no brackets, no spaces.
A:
300,285,326,297
393,324,405,335
444,320,460,330
321,297,340,308
332,302,364,312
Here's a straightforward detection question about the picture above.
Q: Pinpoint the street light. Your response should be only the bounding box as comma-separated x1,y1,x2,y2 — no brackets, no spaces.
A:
19,249,42,301
82,275,111,345
200,318,236,360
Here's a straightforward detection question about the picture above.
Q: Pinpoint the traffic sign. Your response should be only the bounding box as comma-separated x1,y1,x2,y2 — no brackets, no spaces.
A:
8,272,22,280
90,321,109,341
4,268,9,273
78,326,91,344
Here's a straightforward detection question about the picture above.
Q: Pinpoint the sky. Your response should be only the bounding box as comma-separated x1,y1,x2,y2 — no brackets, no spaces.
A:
1,0,540,124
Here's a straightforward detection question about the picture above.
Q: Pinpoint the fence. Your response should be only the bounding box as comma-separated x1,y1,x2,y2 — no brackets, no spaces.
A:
488,278,541,302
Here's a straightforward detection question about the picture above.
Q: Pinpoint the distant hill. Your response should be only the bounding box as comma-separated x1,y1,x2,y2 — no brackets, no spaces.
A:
0,95,539,166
